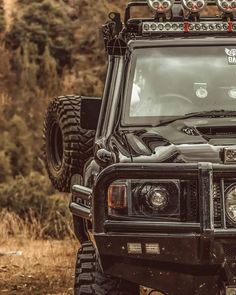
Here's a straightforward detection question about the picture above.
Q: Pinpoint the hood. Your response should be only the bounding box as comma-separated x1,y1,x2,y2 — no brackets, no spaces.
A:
108,117,236,164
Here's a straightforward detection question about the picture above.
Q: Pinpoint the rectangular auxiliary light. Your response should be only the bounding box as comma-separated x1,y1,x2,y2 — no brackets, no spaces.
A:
145,243,160,254
127,243,142,254
225,286,236,295
142,21,236,34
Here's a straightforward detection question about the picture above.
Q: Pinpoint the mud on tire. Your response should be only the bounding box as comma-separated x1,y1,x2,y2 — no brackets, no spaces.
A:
43,95,95,192
75,242,139,295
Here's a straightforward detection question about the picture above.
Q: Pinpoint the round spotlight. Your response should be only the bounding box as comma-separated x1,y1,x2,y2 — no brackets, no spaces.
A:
147,0,174,13
226,185,236,224
146,186,169,211
182,0,207,12
216,0,236,12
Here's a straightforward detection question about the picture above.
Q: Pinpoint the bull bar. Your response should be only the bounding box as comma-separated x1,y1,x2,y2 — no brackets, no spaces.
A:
93,162,236,235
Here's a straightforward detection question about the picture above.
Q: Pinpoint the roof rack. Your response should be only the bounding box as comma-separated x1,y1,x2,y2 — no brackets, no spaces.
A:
102,0,236,56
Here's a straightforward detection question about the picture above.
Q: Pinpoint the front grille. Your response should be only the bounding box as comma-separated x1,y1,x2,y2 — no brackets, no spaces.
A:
223,244,236,260
185,181,199,222
213,181,222,228
223,245,236,281
187,179,236,228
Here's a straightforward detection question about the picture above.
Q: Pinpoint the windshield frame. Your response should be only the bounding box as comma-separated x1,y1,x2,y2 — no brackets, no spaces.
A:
121,38,236,127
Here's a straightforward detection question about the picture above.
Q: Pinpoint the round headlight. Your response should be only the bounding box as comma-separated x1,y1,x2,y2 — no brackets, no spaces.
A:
146,186,169,211
147,0,174,13
133,182,180,218
226,185,236,224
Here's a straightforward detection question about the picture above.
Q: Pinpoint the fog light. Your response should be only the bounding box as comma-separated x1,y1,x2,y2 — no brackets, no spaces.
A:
226,287,236,295
127,243,142,254
145,243,160,254
224,148,236,163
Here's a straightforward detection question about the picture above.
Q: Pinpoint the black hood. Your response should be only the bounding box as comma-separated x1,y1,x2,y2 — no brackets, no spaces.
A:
108,117,236,164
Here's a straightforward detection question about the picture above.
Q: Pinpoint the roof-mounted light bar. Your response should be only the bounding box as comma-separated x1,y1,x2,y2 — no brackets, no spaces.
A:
142,21,236,33
147,0,175,12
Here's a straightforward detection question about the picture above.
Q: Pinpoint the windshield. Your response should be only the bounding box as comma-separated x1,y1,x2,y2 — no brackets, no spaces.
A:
123,45,236,126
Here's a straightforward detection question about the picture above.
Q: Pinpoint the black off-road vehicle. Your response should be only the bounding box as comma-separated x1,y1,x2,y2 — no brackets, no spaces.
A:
44,1,236,294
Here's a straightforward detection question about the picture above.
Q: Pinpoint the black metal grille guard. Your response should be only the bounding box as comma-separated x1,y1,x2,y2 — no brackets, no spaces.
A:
93,162,236,235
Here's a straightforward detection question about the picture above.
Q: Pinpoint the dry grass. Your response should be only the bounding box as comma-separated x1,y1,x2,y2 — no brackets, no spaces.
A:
0,209,74,242
0,212,162,295
3,0,17,31
0,238,78,295
0,207,78,294
0,237,161,295
0,220,162,295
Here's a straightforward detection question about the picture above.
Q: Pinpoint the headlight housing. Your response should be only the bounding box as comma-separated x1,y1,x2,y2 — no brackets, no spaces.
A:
226,185,236,225
108,180,180,221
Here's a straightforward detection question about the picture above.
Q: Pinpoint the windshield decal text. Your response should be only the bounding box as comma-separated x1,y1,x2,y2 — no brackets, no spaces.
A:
225,48,236,65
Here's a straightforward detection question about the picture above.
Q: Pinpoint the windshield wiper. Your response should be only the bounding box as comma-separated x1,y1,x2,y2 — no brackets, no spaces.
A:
156,110,236,127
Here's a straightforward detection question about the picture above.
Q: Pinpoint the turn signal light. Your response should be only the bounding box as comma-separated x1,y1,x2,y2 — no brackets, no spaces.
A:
108,182,127,209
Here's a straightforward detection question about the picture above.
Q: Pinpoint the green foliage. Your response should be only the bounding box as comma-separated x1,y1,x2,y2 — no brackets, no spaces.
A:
38,45,59,95
0,151,12,182
0,0,127,240
0,0,5,33
0,115,34,177
0,173,73,239
6,0,74,72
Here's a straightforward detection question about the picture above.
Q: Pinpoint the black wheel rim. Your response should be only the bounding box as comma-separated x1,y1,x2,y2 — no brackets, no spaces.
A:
49,122,64,171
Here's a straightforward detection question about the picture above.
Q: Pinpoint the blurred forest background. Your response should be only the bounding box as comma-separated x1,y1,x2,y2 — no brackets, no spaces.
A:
0,0,126,240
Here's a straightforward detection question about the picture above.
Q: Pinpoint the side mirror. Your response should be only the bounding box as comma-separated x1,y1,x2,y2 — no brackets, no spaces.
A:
80,97,102,130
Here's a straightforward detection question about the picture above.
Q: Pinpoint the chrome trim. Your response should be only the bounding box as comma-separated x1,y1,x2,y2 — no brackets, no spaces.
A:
72,184,92,201
69,202,91,220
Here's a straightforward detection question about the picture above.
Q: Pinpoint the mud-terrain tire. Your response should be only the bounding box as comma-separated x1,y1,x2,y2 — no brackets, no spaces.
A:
43,95,95,192
75,242,139,295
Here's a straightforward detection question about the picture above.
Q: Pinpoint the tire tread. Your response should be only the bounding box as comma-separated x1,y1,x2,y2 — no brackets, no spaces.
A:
43,95,95,192
74,242,139,295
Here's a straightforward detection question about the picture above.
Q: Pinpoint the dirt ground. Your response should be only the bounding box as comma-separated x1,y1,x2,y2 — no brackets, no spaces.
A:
0,238,162,295
0,238,78,295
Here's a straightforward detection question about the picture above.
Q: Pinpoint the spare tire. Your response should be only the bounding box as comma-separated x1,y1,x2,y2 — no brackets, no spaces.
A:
43,95,95,192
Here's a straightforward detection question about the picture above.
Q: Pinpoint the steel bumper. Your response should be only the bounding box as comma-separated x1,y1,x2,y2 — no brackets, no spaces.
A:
71,162,236,294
